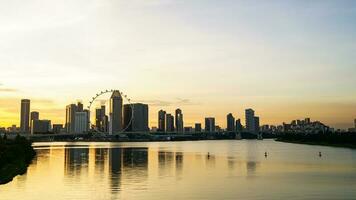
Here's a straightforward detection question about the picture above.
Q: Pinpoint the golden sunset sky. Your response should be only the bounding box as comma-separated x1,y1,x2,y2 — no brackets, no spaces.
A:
0,0,355,129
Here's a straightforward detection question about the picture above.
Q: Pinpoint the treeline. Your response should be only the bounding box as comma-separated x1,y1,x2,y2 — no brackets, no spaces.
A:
276,132,356,148
0,135,36,184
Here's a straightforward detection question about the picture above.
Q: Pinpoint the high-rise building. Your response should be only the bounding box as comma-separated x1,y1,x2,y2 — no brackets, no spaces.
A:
109,90,123,134
20,99,30,133
30,111,39,131
123,103,149,132
175,109,184,133
95,105,106,131
66,104,78,133
254,116,260,133
245,109,255,133
235,119,243,132
166,114,174,132
158,110,166,132
195,123,202,133
74,112,88,133
77,102,84,112
31,119,51,134
184,127,193,133
227,113,235,132
205,117,215,132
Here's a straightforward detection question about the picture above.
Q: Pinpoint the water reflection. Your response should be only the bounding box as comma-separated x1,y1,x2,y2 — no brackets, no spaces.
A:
1,141,356,200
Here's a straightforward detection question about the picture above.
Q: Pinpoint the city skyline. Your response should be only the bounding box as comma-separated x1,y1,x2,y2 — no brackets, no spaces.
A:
0,1,356,129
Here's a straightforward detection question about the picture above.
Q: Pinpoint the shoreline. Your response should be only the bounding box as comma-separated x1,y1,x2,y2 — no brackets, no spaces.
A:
275,138,356,149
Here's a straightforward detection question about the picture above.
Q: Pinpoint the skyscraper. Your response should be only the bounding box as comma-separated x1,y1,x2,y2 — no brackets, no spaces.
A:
20,99,30,133
95,105,106,131
66,104,78,133
254,116,260,133
235,119,243,132
31,119,51,134
166,114,174,132
109,90,123,134
195,123,202,133
245,109,255,133
158,110,166,132
30,111,39,131
205,117,215,132
227,113,235,132
74,112,88,133
123,103,149,132
175,108,184,133
77,102,83,112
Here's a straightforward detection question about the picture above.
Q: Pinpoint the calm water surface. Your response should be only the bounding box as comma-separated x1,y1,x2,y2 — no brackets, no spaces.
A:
1,140,356,200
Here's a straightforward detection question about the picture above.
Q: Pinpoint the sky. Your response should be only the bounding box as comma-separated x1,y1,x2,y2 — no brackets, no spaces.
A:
0,0,355,129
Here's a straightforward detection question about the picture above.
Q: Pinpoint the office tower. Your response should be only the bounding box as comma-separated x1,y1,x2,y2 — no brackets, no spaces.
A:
74,112,88,133
175,109,184,133
96,108,103,130
158,110,166,132
227,113,235,132
30,111,39,121
205,117,215,132
53,124,63,134
77,102,83,112
102,115,109,132
83,109,90,131
20,99,30,133
166,114,174,132
66,104,78,133
31,120,51,134
254,116,260,133
184,127,193,133
195,123,202,132
109,90,123,134
235,119,243,132
123,103,149,132
245,109,256,133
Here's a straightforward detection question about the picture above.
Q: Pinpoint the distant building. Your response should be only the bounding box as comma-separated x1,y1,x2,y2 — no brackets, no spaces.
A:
66,104,77,133
123,103,149,132
53,124,63,134
77,102,84,112
245,109,260,133
95,105,106,131
205,117,215,132
195,123,202,133
254,116,260,132
109,90,123,134
158,110,166,132
30,111,39,131
235,119,243,132
166,114,174,132
20,99,30,133
31,119,51,134
74,112,88,133
227,113,235,132
184,127,193,133
175,109,184,133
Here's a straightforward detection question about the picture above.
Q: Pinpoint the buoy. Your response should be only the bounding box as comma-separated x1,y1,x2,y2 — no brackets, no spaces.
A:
319,152,322,157
265,152,268,157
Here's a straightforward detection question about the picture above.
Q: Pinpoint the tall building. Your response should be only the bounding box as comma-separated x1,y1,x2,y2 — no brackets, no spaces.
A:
195,123,202,133
245,109,255,133
95,105,106,131
31,119,51,134
205,117,215,132
109,90,123,134
123,103,149,132
30,111,39,121
227,113,235,132
254,116,260,133
235,119,243,132
74,112,88,133
77,102,83,112
53,124,63,134
166,114,174,132
66,104,78,133
175,109,184,133
158,110,166,132
20,99,30,133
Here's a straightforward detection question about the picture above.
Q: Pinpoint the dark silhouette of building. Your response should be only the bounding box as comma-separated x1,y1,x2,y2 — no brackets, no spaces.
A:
175,109,184,133
158,110,166,132
31,119,51,134
66,104,78,133
235,119,243,132
245,109,260,133
195,123,202,133
205,117,215,132
109,90,123,134
53,124,63,134
123,103,149,132
166,114,174,132
227,113,235,132
20,99,30,133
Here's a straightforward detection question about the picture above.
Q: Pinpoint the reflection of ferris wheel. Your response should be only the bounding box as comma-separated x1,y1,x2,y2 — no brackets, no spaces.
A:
87,89,133,133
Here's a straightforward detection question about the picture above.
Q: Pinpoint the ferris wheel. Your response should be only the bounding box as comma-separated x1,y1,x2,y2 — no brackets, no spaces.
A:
87,89,134,133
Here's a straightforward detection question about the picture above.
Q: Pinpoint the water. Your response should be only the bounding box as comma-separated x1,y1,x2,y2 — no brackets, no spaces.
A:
1,140,356,200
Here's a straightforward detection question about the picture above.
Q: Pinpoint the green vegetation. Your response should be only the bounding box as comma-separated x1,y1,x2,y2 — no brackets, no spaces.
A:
276,132,356,149
0,135,36,185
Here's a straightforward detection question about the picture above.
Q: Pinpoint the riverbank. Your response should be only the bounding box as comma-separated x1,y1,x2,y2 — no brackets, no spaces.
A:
0,135,36,185
276,132,356,149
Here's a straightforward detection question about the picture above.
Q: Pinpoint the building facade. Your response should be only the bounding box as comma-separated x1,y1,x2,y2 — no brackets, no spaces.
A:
166,114,174,132
175,109,184,133
158,110,166,132
109,90,123,134
205,117,215,132
20,99,30,133
227,113,235,132
66,104,78,133
31,119,51,134
123,103,149,132
74,112,88,133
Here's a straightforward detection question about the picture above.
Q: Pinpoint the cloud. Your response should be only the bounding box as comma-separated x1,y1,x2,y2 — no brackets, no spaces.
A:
138,98,201,107
0,87,18,92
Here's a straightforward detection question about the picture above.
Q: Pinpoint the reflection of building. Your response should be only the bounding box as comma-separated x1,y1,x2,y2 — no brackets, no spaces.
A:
205,117,215,132
175,109,184,133
227,113,235,132
64,148,89,176
166,114,174,132
74,112,88,133
31,119,51,134
109,90,123,134
123,103,149,132
158,110,166,132
20,99,30,133
66,104,77,133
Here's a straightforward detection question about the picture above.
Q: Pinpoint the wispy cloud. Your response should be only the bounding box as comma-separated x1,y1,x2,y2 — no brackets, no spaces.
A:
137,98,201,107
0,87,18,92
